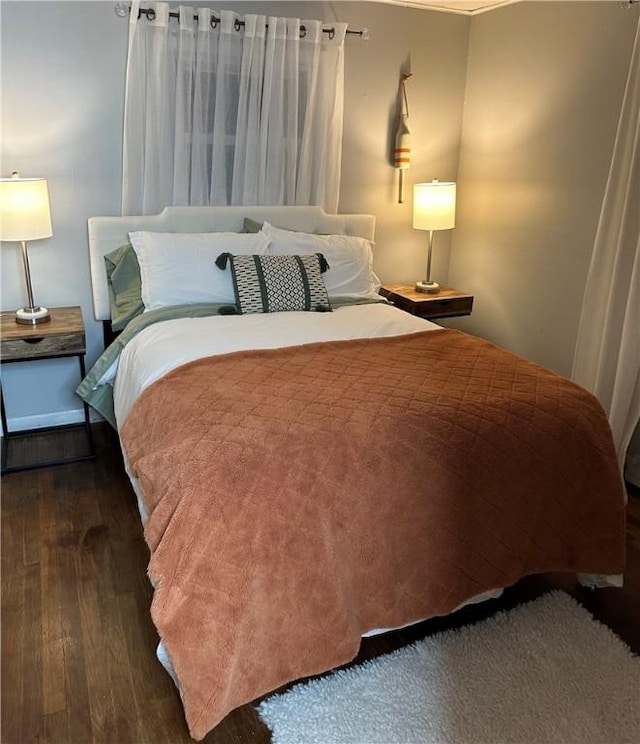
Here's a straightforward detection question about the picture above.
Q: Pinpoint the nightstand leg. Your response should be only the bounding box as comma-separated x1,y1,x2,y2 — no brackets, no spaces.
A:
1,381,9,473
78,355,95,458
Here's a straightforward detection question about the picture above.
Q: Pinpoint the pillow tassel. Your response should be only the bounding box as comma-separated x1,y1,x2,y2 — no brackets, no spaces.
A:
316,253,330,273
215,253,230,270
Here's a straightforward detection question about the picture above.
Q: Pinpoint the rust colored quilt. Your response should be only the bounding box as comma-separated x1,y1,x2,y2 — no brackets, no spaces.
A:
120,329,625,740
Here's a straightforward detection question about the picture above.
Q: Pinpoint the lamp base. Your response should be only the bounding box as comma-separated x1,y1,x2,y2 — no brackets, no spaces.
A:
16,306,51,325
415,280,440,294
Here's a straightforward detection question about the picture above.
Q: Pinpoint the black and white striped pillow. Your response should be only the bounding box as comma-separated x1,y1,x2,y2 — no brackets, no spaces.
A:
215,253,331,314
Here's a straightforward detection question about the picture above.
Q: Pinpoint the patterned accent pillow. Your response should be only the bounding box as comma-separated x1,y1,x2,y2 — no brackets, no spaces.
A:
215,253,332,314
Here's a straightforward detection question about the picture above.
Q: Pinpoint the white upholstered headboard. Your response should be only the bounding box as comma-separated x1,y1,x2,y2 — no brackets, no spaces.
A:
87,205,376,321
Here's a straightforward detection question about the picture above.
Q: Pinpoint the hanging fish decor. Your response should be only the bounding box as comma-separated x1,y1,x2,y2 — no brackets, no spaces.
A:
394,71,412,203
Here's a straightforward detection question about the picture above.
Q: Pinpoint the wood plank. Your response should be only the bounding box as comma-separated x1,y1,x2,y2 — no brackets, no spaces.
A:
1,472,28,743
76,550,118,743
43,709,70,744
60,575,93,743
22,475,41,567
49,463,95,743
1,569,26,743
39,469,67,718
101,594,145,743
40,604,65,717
119,590,177,741
21,561,44,744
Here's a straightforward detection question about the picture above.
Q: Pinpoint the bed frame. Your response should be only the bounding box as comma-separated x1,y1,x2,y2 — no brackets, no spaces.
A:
87,205,376,324
85,204,624,740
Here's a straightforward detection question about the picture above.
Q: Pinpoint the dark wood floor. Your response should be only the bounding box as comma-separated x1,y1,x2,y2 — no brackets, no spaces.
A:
2,423,639,744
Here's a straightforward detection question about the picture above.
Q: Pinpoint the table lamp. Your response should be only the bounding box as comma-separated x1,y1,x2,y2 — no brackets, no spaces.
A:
0,172,53,324
413,179,456,294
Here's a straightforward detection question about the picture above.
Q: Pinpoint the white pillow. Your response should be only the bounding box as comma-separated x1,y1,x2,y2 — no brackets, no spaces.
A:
128,231,270,310
261,222,381,301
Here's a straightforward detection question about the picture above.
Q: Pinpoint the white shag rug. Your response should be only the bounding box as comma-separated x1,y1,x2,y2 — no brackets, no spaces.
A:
256,591,640,744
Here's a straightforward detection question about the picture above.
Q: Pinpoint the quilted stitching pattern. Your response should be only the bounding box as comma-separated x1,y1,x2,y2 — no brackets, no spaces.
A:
121,328,626,740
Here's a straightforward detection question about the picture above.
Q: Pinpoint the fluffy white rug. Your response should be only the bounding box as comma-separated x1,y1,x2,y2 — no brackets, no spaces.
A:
257,591,640,744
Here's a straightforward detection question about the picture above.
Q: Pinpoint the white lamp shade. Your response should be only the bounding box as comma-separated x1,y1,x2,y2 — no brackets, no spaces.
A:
413,181,456,231
0,177,53,242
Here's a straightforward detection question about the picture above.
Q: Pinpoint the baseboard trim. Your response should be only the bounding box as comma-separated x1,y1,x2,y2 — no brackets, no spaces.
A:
5,409,100,433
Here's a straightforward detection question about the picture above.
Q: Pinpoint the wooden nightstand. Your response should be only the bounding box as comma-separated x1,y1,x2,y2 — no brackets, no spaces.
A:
379,284,474,320
1,306,95,474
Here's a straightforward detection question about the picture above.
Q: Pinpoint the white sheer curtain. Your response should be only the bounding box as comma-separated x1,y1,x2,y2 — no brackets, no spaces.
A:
122,1,346,215
572,16,640,481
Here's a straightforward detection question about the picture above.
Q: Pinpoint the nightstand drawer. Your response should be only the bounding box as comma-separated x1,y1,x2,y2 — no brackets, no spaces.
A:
1,332,85,361
414,296,473,318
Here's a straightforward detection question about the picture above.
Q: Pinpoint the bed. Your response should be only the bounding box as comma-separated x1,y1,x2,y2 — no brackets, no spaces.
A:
80,205,626,741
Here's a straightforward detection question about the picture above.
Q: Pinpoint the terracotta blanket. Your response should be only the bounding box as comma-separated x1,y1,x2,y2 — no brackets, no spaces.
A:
120,329,626,740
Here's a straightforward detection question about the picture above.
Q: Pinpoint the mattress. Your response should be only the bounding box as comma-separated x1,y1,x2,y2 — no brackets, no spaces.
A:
83,206,624,740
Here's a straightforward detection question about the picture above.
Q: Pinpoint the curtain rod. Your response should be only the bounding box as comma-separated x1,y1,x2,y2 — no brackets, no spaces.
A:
115,5,368,39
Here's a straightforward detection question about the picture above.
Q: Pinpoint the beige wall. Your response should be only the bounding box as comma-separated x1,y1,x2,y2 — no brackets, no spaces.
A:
335,2,470,284
448,0,638,376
